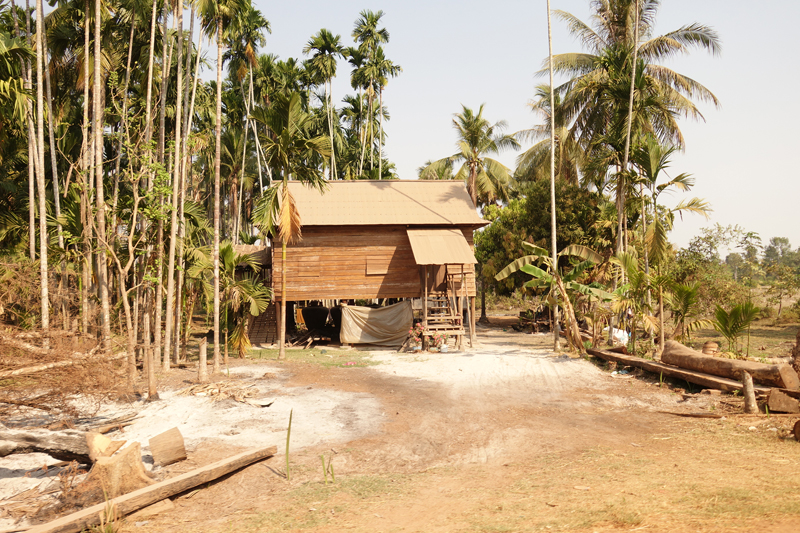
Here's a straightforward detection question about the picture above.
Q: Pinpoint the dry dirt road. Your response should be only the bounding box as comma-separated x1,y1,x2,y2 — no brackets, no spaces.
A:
5,321,800,532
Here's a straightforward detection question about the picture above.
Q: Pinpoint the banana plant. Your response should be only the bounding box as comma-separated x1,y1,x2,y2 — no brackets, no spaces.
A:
496,242,610,352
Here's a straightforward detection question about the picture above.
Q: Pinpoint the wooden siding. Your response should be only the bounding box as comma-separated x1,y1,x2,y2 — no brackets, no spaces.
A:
272,226,477,301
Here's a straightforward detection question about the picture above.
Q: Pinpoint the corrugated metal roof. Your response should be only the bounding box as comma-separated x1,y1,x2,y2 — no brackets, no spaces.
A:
286,180,487,227
406,228,477,265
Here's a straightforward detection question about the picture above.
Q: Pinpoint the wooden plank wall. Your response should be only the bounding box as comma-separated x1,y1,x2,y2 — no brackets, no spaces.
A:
272,225,478,301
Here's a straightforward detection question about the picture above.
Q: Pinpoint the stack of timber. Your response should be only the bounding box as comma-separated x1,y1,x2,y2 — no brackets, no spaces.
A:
586,344,771,394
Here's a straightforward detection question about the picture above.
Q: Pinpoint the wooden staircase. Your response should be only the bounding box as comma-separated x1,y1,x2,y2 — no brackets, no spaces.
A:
422,267,468,348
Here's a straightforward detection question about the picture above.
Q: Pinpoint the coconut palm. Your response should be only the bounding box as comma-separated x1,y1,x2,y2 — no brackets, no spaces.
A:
550,0,721,253
515,84,584,185
251,92,330,360
421,104,520,207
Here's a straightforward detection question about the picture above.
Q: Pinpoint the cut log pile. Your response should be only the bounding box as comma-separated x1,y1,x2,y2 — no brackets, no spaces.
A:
589,339,800,417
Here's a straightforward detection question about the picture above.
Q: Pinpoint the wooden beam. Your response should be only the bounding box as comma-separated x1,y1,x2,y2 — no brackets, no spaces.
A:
26,446,277,533
586,348,770,394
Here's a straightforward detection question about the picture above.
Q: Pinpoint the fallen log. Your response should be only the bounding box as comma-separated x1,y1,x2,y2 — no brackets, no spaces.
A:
661,340,800,389
586,347,770,394
26,445,277,533
0,428,90,463
0,349,125,379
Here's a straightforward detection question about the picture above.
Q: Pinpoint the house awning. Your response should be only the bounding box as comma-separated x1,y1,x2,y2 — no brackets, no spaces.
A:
406,228,477,265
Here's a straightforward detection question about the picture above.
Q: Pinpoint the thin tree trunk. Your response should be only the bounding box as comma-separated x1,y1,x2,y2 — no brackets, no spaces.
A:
163,1,184,370
279,239,286,360
213,18,223,374
35,0,49,339
80,0,91,336
25,0,34,261
112,6,136,218
93,0,111,351
546,0,560,351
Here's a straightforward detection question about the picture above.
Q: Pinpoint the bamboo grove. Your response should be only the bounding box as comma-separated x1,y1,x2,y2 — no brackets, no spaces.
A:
0,0,402,390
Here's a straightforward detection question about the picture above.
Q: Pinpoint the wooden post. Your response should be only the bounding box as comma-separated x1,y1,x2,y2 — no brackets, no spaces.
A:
469,296,476,347
198,337,208,383
422,265,428,351
742,371,758,414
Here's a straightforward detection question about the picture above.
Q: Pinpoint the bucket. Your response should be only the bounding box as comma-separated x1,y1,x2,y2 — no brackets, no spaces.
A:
440,344,449,353
702,341,719,355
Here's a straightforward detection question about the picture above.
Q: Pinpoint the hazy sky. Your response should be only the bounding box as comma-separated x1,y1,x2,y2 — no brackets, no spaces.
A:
238,1,799,251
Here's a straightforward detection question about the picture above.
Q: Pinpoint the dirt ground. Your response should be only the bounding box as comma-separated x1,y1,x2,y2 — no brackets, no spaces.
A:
3,318,800,532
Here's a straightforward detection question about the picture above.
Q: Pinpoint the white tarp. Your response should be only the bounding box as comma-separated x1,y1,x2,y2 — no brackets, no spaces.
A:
340,301,413,347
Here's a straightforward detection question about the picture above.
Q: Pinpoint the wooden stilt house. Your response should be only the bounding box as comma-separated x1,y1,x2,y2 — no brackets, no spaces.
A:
249,180,488,346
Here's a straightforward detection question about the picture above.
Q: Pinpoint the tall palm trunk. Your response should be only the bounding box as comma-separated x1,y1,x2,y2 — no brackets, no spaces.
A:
35,0,49,337
213,17,223,373
42,23,67,329
619,0,640,256
357,86,365,177
328,80,336,179
164,1,184,370
546,0,560,351
154,0,171,367
93,0,111,351
378,86,383,179
142,0,159,395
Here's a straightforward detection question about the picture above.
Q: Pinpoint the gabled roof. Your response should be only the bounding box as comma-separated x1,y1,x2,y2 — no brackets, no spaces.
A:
286,180,488,227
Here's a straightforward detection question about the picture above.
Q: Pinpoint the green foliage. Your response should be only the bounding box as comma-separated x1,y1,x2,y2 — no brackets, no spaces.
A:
475,179,612,295
712,302,760,353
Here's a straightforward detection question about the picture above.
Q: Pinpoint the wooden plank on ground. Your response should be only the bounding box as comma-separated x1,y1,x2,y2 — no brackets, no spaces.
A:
586,348,770,394
26,446,277,533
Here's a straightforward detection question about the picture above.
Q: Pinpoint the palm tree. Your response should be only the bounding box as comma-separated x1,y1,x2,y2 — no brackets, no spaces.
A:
303,28,343,179
632,135,711,266
549,0,721,253
421,104,519,207
187,242,271,357
251,92,330,360
365,46,400,179
667,282,712,343
351,9,388,175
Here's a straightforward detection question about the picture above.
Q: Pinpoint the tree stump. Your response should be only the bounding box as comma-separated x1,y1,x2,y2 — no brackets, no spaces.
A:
86,442,154,499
